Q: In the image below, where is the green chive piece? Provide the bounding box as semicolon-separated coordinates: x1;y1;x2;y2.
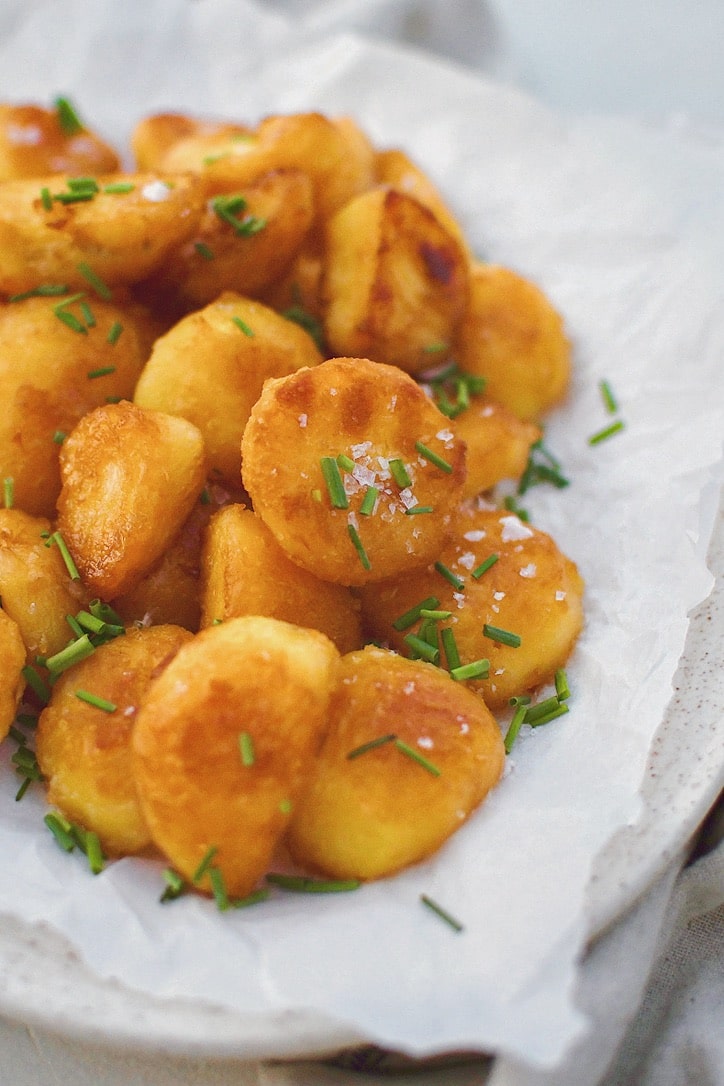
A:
504;703;528;753
231;315;254;336
599;379;618;414
211;193;266;236
391;596;440;631
239;731;255;767
503;495;530;521
508;694;532;707
518;439;570;495
194;241;214;260
65;613;85;638
52;430;67;445
526;702;570;728
265;873;361;893
44;812;76;852
359;485;379;516
472;554;499;579
74;690;117;712
588;419;625;445
405;505;434;515
389;458;412;488
67;177;99;194
9;282;69;302
423;342;448;354
84;830;105;874
440;626;461;671
103;181;135;194
419;608;452;621
420;894;464;933
50;531;80;579
232;889;270;909
209;866;230;911
555;668;571;701
347;733;397;759
483;623;521;648
22;665;51;705
193;845;219;883
336;453;355;472
282;304;325;351
450;658;490;682
347;523;371;569
394;738;441;776
77;261;112;300
160;867;185;902
45;634;95;676
89;598;124;625
107;320;123;345
523;696;561;724
54;96;84;135
87;365;116;379
79;300;96;328
279;798;292;815
434;561;464;591
415;440;453;473
15;778;32;801
3;477;14;509
54;307;87;334
40;186;53;210
320;456;348;509
403;632;439;664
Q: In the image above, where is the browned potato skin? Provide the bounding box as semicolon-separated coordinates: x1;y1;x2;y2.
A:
131;113;251;171
0;103;119;181
0;172;205;296
131;615;340;898
287;646;505;880
322;186;469;375
0;508;87;662
359;503;584;709
449;397;541;498
36;624;193;855
258;237;325;326
374;148;471;260
0;607;25;741
241;357;467;586
201;504;363;653
0;296;157;517
57;402;207;600
134;292;323;487
455;263;572;421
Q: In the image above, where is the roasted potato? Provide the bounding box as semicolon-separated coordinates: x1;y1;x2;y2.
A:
132;615;340;899
57;401;207;599
322;186;469;375
454;262;572;421
374;147;471;259
0;295;157;517
241;356;467;586
359;503;584;709
287;645;505;880
0;101;119;181
448;397;540;498
36;624;193;854
131;113;251;171
0;607;25;741
201;504;363;653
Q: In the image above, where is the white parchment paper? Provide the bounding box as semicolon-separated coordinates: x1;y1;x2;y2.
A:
0;0;722;1069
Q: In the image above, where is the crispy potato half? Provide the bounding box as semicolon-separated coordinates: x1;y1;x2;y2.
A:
134;292;322;487
57;401;206;600
449;397;540;499
201;503;363;653
0;607;25;741
359;503;584;709
322;186;469;375
455;262;572;421
131;113;252;171
37;624;193;855
0;102;120;182
287;645;505;880
241;356;467;586
131;615;340;899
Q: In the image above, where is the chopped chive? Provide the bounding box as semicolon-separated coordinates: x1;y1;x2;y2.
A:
88;598;124;625
11;747;41;774
279;798;293;815
405;505;433;515
193;845;219;883
40;186;53;210
423;342;448;354
22;665;51;705
392;596;440;631
54;308;87;334
472;554;499;579
3;476;14;509
555;668;571;701
483;623;521;648
45;634;95;675
67;177;99;194
419;608;452;621
192;240;214;260
394;738;441;776
588;420;625;445
450;658;490;682
84;830;105;874
74;690;117;712
65;613;85;638
211;193;266;236
359;485;379;516
434;561;464;591
9;282;69;301
50;531;80;579
336;453;355;472
54;96;84;135
599;379;618;414
508;694;532;707
403;632;439;664
418;617;439;651
77;261;112;300
239;731;255;766
232;888;270;908
79;300;95;328
266;873;360;893
44;812;76;852
415;440;453;473
526;701;570;728
160;867;185;902
347;523;371;569
440;626;461;670
311;488;322;503
107;320;123;345
209;865;231;911
52;190;96;205
503;495;530;521
103;181;135;194
389;458;412;488
15;777;32;801
504;703;528;753
347;733;397;759
87;365;116;379
420;894;464;933
523;696;561;724
320;456;348;509
231;315;254;336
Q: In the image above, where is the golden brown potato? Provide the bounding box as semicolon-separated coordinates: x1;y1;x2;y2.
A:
134;292;322;487
131;113;251;171
359;503;584;709
374;147;471;259
258;236;326;332
0;607;25;741
57;401;207;600
132;615;340;899
201;504;363;653
0;101;119;181
454;262;572;421
241;356;467;586
36;624;193;855
0;508;87;662
449;397;540;498
287;645;505;880
0;295;157;517
322;186;469;375
0;172;205;297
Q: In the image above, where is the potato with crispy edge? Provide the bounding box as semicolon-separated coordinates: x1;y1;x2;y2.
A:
36;624;193;855
134;292;323;487
322;186;469;376
287;645;505;880
131;615;340;899
449;397;540;498
57;401;207;600
454;262;572;421
0;508;87;662
0;295;158;517
201;504;363;653
0;607;25;741
241;356;467;586
0;102;119;182
131;113;251;171
359;503;584;709
0;172;205;297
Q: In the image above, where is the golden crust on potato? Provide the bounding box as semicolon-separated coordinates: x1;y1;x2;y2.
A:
448;397;541;498
287;645;505;880
0;102;120;182
0;607;26;741
57;401;207;600
241;356;467;586
131;113;252;172
131;615;340;899
359;503;584;708
36;624;193;854
201;503;363;653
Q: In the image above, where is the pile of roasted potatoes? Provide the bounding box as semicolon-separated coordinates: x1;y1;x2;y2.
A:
0;99;583;905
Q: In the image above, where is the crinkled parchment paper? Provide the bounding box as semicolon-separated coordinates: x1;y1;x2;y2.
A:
0;0;722;1069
